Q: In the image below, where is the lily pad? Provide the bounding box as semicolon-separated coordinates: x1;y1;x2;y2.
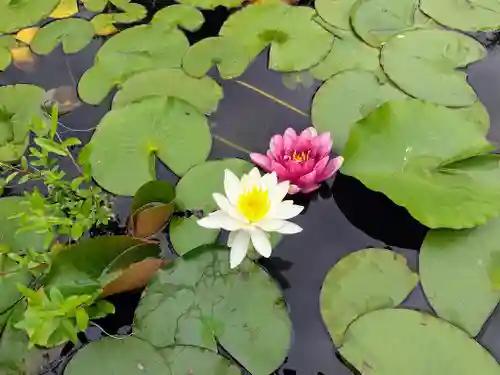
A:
134;245;291;375
132;180;176;213
339;309;500;375
350;0;438;47
0;0;60;34
176;0;244;10
182;37;251;79
90;98;212;196
82;0;108;11
0;258;32;315
78;26;189;105
420;216;500;336
49;0;79;18
112;68;223;114
0;36;16;71
0;303;30;374
311;70;407;153
220;3;334;72
315;0;356;30
88;2;147;33
380;29;486;106
0;197;45;252
151;4;204;32
320;248;417;345
65;337;170;375
420;0;500;31
341;100;500;229
169;216;220;256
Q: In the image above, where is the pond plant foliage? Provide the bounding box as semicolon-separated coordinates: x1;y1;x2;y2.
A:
0;0;500;374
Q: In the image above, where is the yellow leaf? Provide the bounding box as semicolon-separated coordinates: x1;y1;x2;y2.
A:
11;47;36;72
49;0;79;18
15;27;39;45
91;15;118;36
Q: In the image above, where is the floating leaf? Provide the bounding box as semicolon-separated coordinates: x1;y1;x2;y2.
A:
130;203;175;238
78;26;189;105
15;28;39;45
315;0;356;30
0;0;60;34
381;29;485;106
44;86;82;114
49;0;79;18
132;180;176;213
312;70;407;153
175;0;244;10
339;309;500;375
182;37;251;79
350;0;438;47
31;18;94;55
89;2;147;35
420;0;500;31
169;216;220;256
134;245;291;375
0;197;45;252
65;337;170;375
321;248;417;345
310;34;381;81
90;98;211;196
420;217;500;336
90;15;119;36
112;68;223;114
81;0;108;12
151;4;204;32
342;100;500;229
11;47;37;73
0;36;16;71
220;3;334;72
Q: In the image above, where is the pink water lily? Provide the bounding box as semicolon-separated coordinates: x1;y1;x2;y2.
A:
250;127;343;194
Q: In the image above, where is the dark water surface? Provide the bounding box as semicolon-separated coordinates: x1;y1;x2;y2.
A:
3;2;500;374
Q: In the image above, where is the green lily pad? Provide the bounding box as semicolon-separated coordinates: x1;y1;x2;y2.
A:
82;0;108;12
320;248;417;345
0;303;30;374
0;36;16;71
0;197;45;252
309;33;381;81
380;29;485;106
311;70;407;153
112;68;223;114
420;216;500;336
169;216;220;256
0;0;59;34
134;245;291;375
0;258;32;315
350;0;438;47
420;0;500;31
182;37;251;79
315;0;357;30
220;3;334;72
31;18;95;55
132;180;176;213
78;26;189;105
151;4;204;32
176;0;244;10
342;100;500;229
339;309;500;375
65;337;170;375
90;98;212;196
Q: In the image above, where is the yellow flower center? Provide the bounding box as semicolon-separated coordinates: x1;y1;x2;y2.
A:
237;186;271;222
292;150;310;163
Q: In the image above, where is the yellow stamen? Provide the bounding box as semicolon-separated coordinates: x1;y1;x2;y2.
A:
292;150;309;163
237;186;270;222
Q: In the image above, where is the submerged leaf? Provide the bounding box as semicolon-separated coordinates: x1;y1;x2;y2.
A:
340;309;500;375
0;0;60;34
44;86;82;114
341;100;500;229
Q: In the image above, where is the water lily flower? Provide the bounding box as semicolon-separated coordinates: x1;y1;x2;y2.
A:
198;168;303;268
250;127;344;194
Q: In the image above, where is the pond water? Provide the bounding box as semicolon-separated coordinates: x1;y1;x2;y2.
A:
2;1;500;374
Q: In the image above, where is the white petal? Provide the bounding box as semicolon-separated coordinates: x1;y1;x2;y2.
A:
271;181;289;202
241;168;261;189
227;230;237;247
198;211;244;231
213;193;246;222
255;218;286;231
261;172;277;191
224;169;241;205
272;201;304;220
230;230;250;268
275;221;303;234
250;229;272;258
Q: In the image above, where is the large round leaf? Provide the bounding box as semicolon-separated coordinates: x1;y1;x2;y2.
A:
351;0;437;47
176;0;244;10
31;18;95;55
0;36;16;71
420;217;500;336
169;216;219;256
0;0;59;34
339;309;500;375
320;248;417;345
315;0;357;30
151;4;204;32
112;68;223;114
0;197;45;252
220;3;333;72
341;100;500;229
90;98;212;196
65;337;169;375
311;70;407;153
78;26;189;105
134;245;291;375
381;29;485;106
420;0;500;31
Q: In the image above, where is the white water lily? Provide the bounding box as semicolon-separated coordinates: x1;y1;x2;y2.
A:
198;168;304;268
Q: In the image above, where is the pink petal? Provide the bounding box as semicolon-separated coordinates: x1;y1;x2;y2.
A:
250;153;272;171
318;156;344;180
300;127;317;139
288;184;301;194
312;133;333;157
313;156;329;175
270;135;284;158
283;128;297;150
298;170;317;186
271;161;291;180
301;184;321;194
